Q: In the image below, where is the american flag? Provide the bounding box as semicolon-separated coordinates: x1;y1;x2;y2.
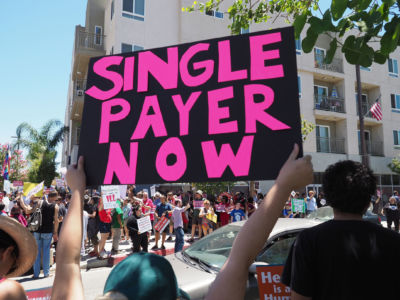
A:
370;99;382;121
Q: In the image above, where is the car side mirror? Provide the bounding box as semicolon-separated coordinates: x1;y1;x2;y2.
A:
248;262;269;274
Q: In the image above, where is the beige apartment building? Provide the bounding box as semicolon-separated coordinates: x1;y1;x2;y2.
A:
63;0;400;198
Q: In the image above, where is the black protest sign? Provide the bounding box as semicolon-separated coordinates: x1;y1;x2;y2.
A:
78;26;302;186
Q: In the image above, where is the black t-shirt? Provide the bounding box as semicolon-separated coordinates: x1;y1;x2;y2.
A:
87;203;99;237
282;220;400;300
38;200;55;234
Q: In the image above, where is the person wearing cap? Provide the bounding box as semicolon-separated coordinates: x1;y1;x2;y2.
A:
187;190;204;243
0;216;37;300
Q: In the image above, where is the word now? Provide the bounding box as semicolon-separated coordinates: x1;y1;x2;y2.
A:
104;136;254;184
86;32;284;100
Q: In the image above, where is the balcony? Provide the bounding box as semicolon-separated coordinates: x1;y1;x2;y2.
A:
359;141;384;156
314;53;344;73
314;95;345;113
316;137;346;154
71;79;87;121
357;103;374;118
75;30;105;52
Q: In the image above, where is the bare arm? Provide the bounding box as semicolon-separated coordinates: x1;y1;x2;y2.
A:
206;144;313;300
52;156;86;300
17;195;34;215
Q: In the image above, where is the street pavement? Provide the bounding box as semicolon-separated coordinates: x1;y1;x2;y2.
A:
17;233;192;299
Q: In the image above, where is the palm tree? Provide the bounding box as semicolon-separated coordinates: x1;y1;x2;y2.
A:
15;119;68;186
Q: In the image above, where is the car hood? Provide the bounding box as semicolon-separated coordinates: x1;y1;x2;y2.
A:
165;253;216;300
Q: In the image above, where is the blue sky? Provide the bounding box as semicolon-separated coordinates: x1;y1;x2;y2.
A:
0;1;86;162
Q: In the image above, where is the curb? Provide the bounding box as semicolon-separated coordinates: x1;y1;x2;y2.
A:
85;245;189;270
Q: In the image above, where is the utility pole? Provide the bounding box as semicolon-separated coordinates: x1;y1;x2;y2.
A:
356;65;369;167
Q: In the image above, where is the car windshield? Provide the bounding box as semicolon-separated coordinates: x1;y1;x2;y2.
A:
306;206;334;220
183;224;241;270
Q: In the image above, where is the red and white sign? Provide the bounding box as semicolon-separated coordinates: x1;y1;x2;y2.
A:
13;180;23;187
193;200;204;209
26;287;52;300
256;265;290;300
154;216;170;233
101;185;120;209
215;203;225;212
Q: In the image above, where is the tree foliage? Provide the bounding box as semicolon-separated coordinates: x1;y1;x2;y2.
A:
193;181;235;196
16;119;68;186
388;157;400;174
185;0;400;67
0;144;28;188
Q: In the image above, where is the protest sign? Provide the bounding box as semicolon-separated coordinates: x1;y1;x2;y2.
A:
290;191;296;197
137;215;152;233
119;185;127;198
56;179;65;188
291;198;306;213
78;27;302;186
256;265;290;300
154;216;170;233
193;200;204;209
150;185;156;197
13;180;23;187
101;185;120;209
3;180;10;194
24;182;44;199
215;203;225;212
206;213;217;223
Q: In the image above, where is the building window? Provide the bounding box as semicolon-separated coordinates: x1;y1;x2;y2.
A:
391;94;400;110
298;75;301;98
94;26;103;45
205;9;224;19
316;125;330;153
360;66;370;71
123;0;145;21
111;0;115;20
394;130;400;145
240;27;249;34
295;39;301;55
121;43;144;53
388;58;398;77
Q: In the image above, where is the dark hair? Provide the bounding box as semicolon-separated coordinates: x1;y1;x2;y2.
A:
48;192;58;198
0;203;5;211
322;160;376;214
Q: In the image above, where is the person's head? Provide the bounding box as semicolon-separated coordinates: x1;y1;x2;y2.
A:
0;203;5;211
160;195;166;204
323;160;376;215
195;190;203;200
0;216;37;278
394;190;398;196
167;192;173;200
136;191;143;199
48;191;58;203
66;193;72;201
143;192;148;201
295;192;300;198
175;199;182;208
203;199;210;209
2;191;7;197
154;192;161;199
133;205;141;217
308;190;314;197
97;253;189;300
248;197;254;204
235;202;241;210
389;196;397;204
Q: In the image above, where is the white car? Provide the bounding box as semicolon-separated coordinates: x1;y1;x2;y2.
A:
165;218;322;299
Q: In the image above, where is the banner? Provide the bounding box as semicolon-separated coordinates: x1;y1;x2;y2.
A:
13;180;23;187
23;182;44;199
291;198;306;213
3;180;10;194
206;212;217;223
26;287;52;300
137;215;152;233
256;265;290;299
56;179;65;188
150;185;156;197
78;27;302;186
193;200;204;209
101;185;120;209
215;203;225;212
119;185;127;199
154;216;170;233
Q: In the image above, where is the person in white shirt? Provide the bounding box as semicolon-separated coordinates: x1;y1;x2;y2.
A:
171;200;190;253
306;190;317;214
1;191;11;214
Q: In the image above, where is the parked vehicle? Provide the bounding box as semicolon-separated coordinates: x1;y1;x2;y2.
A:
307;206;381;225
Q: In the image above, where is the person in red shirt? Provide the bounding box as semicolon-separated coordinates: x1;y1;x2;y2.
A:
98;197;112;259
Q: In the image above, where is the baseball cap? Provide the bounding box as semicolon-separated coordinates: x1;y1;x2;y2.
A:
103;252;190;300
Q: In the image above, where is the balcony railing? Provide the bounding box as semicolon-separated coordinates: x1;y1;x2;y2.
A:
76;31;105;51
73;79;87;99
314;95;345;113
314;53;344;73
316;137;346;154
359;141;384;156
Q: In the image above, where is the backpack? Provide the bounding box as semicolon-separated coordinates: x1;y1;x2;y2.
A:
27;200;43;232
